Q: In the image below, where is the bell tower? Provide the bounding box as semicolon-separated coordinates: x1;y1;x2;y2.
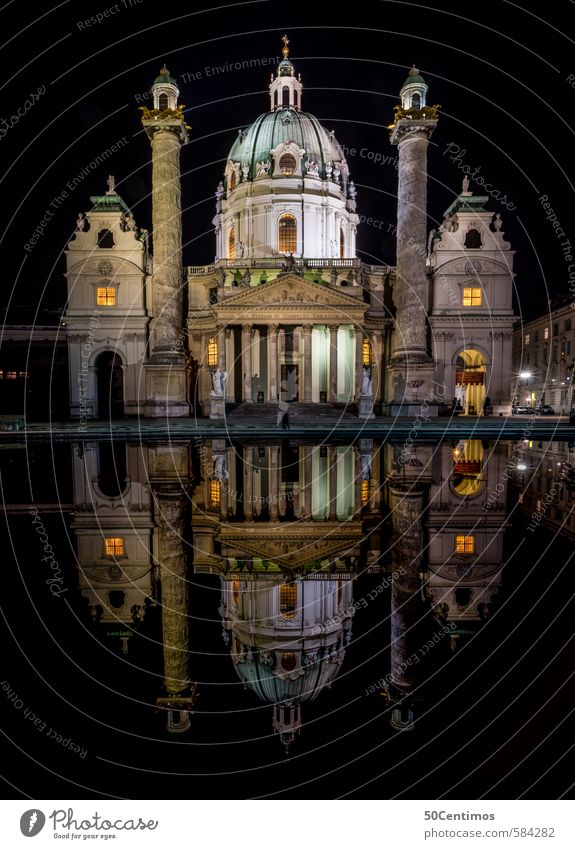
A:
140;66;190;416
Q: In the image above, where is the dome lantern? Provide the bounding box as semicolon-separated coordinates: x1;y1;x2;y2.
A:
400;65;428;110
151;64;179;111
269;35;303;111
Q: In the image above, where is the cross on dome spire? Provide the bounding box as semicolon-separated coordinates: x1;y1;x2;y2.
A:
269;34;302;110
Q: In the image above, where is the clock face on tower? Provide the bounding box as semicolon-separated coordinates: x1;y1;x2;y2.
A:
464;259;482;275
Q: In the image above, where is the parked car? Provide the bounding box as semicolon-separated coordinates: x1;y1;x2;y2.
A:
512;405;529;414
536;404;555;415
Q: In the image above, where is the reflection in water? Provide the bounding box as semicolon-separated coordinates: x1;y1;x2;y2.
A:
4;435;575;794
63;436;519;744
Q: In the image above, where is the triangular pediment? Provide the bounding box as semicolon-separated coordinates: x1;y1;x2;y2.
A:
216;273;366;311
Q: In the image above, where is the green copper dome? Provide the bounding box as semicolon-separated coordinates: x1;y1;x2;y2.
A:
153;65;177;87
402;66;426;87
227;109;346;181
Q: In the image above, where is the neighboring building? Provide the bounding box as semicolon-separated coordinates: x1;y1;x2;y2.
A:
58;37;516;419
513;438;575;539
512;300;575;411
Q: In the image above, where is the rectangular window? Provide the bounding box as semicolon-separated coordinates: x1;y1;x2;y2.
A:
105;537;124;557
565;319;572;331
525;333;530;345
462;287;482;306
209;479;221;506
361;479;369;504
207;337;218;367
533;331;539;342
455;534;475;554
544;327;549;340
553;323;559;336
362;337;371;366
97;287;116;306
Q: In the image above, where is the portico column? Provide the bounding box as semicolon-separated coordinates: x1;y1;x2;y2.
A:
355;326;364;400
242;324;253;402
244;446;254;519
217;325;226;375
269;446;279;521
303;446;313;517
328;446;338;520
303;325;313;402
328;324;338;403
268;325;278;402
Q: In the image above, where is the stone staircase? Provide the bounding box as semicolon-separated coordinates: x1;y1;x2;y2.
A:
226;402;358;422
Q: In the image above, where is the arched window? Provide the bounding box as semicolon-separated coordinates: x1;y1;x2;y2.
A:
278;214;297;253
97;229;114;249
339;227;345;259
229;226;236;259
279;153;297;176
158;93;168;110
412;93;421;109
279;583;297;619
282;86;290;107
229;170;236;191
464;228;482;249
207;336;218;366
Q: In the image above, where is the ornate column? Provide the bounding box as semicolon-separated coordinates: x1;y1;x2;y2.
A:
141;77;190;417
303;446;313;517
149;441;196;730
389;482;426;693
328;324;338;403
388;69;439;416
303;325;313;402
328;446;338;520
242;324;253;402
244;446;254;520
268;325;278;402
355;326;364;401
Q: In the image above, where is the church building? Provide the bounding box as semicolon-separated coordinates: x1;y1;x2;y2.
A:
64;38;515;419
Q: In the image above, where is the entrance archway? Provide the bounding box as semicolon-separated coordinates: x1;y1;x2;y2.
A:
455;349;486;416
96;351;124;418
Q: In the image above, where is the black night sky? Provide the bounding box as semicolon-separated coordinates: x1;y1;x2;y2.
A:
1;1;574;324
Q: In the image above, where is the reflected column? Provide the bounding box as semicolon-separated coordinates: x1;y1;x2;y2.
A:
328;325;338;403
303;325;313;402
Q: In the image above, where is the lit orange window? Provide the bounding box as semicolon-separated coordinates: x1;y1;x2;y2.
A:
228;226;236;258
210;478;221;506
361;479;369;504
207;337;218;367
278;214;297;253
97;287;116;306
455;535;475;554
362;337;371;365
6;371;17;379
105;537;124;557
462;287;482;307
279;583;297;619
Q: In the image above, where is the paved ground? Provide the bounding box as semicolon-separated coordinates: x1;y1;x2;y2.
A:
1;411;573;441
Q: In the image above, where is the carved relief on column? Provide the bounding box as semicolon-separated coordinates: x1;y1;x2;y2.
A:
328;324;338;403
153;483;190;696
389;483;426;691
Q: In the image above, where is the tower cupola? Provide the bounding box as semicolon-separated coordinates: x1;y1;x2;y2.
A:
400;65;428;110
152;64;179;111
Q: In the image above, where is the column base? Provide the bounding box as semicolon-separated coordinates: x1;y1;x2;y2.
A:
390;403;438;417
388;360;443;416
358;396;375;419
141;362;190;417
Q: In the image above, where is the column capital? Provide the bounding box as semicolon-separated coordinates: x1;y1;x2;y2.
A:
302;324;312;334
